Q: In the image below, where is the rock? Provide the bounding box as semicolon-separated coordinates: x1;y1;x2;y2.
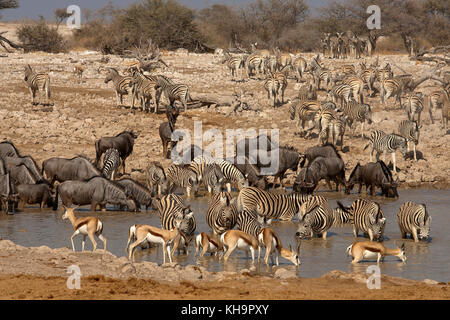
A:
423;279;439;285
121;263;136;274
273;268;297;279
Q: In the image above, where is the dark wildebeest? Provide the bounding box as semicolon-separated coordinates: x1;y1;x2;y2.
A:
42;156;101;185
159;105;179;159
0;141;20;159
345;160;399;198
3;155;44;182
232;156;267;190
16;182;55;210
0;173;16;214
299;143;341;168
114;178;156;210
8;164;38;190
94;131;138;174
235;134;279;161
55;176;137;212
294;156;346;193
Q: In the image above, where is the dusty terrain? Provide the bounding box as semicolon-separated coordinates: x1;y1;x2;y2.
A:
0;40;449;299
0;239;448;300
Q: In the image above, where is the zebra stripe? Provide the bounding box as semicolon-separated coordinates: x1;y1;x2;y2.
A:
332;206;352;225
245;53;264;78
130;70;159;113
296;195;334;239
405;92;424;125
155;75;191;113
397;201;431;242
343;76;364;104
24;64;51;105
102;148;121;180
202;163;225;194
327;83;352;109
364;130;407;172
341;100;372;138
104;68;132;106
157;193;196;238
206;191;239;235
289;100;321;135
165;164;199;197
264;76;281;107
236;210;271;237
217;159;247;192
263;55;278;75
337;198;386;241
145;161;167;196
236;186;310;221
222;51;244;80
398;120;420;161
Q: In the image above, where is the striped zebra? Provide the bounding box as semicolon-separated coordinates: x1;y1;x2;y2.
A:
272;67;289;103
343;76;364;104
236;186;310;221
145;161;168;196
336;64;356;76
264;75;281;107
364;130;407;172
329;115;346;150
327;83;352;109
314;108;336;145
157;193;196;250
358;62;377;97
155;75;192;113
289;100;321;137
404;92;424;125
263;55;278;75
295;195;334;240
202;163;225;194
206;191;239;235
332;206;352;226
24;64;51;105
102;148;121;180
104;67;133;106
222;51;244;81
337;198;386;241
397;201;431;242
398;120;421;161
165;164;199;197
380;75;413;110
189;154;215;182
129;69;159;113
341;100;372;138
236;210;272;237
293;56;307;82
216;159;248;192
245;53;264;79
275;48;292;70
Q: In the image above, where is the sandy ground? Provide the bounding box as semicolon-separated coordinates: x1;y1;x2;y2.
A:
0;38;449;299
0;239;448;300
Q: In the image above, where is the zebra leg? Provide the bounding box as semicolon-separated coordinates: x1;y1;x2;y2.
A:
411;227;419;242
392;152;397;172
322;231;327;240
352;226;358;238
413;143;417;161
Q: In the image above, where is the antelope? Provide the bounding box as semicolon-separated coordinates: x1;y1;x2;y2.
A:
195;232;224;258
220;229;260;263
258;227;300;266
127;218;186;263
62;205;107;253
347;241;406;264
73;65;84;82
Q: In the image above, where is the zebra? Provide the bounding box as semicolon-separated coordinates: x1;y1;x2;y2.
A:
332;206;352;226
308;55;332;91
273;66;290;103
288;100;321;137
216;159;248;192
165;164;199;198
189;154;215;182
263;55;278;75
329;115;347;150
343;76;364;104
236;210;272;237
274;48;292;70
104;67;132;107
236;186;310;221
358;62;377;97
326;83;352;109
129;69;159;113
297;81;317;101
222;51;244;81
295;195;334;240
24;64;51;105
397;201;431;242
245;53;264;79
202;163;225;194
314;108;336;145
398;120;421;161
206;191;239;235
102;148;121;180
337;198;386;241
404;92;424;125
154;75;192;114
264;74;281;107
145;161;168;196
364;130;407;172
157;193;196;252
341;100;372;138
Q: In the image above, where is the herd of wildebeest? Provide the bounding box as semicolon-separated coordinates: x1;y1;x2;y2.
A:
0;43;446;266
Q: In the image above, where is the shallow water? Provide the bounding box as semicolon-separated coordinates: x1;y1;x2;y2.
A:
1;189;449;282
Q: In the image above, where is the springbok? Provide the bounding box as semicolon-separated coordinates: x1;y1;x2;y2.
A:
195;232;223;258
127;217;186;263
220;229;260;263
62;205;107;253
347;241;406;264
258;227;300;266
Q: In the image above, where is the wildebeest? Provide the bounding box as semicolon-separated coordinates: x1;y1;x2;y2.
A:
232;156;267;190
56;176;137;212
159;105;179;159
294;156;346;193
235;134;278;161
345;160;398;198
94;131;138;174
8;164;38;189
3;155;44;182
0;141;20;159
114;178;156;210
299;143;341;168
16;182;55;210
0;173;15;214
42;156;101;185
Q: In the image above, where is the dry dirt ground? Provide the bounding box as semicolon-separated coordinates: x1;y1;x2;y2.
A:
0;239;448;300
0;42;449;299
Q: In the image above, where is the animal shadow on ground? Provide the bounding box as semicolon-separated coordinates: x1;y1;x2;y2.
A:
404;150;425;161
341;146;350;153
